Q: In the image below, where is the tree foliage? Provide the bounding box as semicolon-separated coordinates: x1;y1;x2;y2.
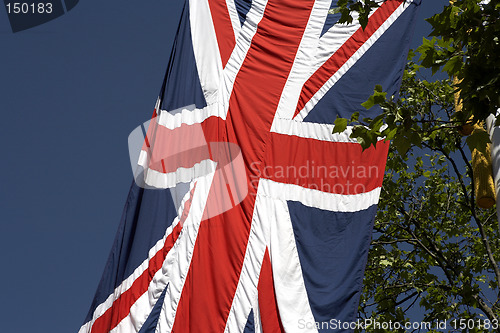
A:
357;72;500;331
334;0;500;154
333;0;500;331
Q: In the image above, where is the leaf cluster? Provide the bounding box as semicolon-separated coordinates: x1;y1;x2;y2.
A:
332;1;500;328
333;0;500;154
359;142;500;332
423;0;500;123
332;0;382;28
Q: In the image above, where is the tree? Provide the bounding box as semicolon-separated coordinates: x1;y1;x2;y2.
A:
357;67;500;332
332;0;500;331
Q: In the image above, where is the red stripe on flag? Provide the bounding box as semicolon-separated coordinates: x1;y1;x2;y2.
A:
208;0;236;67
172;0;316;331
263;134;389;194
294;0;402;117
91;186;196;333
258;248;285;333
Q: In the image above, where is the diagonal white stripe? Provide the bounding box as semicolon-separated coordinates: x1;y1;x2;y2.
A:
111;171;215;333
226;0;242;41
252;291;263;333
294;1;409;120
79;182;196;333
273;0;331;122
268;198;318;333
224;184;270;333
313;11;362;79
311;1;387;82
154;171;216;332
190;0;224;106
220;0;268;112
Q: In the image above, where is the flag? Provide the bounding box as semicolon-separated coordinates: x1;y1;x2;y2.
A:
79;1;421;332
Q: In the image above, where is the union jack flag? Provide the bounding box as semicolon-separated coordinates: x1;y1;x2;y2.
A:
79;0;420;332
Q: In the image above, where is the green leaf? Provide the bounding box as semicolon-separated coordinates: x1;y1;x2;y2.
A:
358;14;368;30
333;117;348;134
442;55;462;75
384;127;398;141
466;129;491;155
328;7;340;15
348;0;500;324
351;125;377;150
361;98;375;110
362;86;387;110
392;136;411;155
369;114;385;132
409;130;422;148
350;111;360;122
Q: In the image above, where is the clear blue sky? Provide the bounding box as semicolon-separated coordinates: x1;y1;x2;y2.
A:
0;1;447;332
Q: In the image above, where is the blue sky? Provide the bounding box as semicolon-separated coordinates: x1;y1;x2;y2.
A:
0;1;447;332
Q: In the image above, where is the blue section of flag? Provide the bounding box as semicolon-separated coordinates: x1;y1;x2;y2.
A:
321;1;341;37
160;2;206;112
84;183;177;323
304;2;420;124
138;286;168;333
234;0;253;26
287;201;377;332
243;309;255;333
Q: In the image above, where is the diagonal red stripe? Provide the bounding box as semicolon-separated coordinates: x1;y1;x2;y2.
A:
258;248;285;333
90;186;196;333
208;0;236;67
294;0;402;117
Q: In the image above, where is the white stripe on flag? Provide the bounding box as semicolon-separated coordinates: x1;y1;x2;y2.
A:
155;171;216;332
259;178;382;212
226;0;242;41
190;0;223;106
294;1;409;120
273;0;331;121
157;103;225;128
271;118;359;143
220;0;268;111
106;173;214;332
224;185;270;332
79;182;196;333
269;198;318;333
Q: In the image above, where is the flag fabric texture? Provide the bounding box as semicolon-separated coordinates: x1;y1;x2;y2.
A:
80;1;420;332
